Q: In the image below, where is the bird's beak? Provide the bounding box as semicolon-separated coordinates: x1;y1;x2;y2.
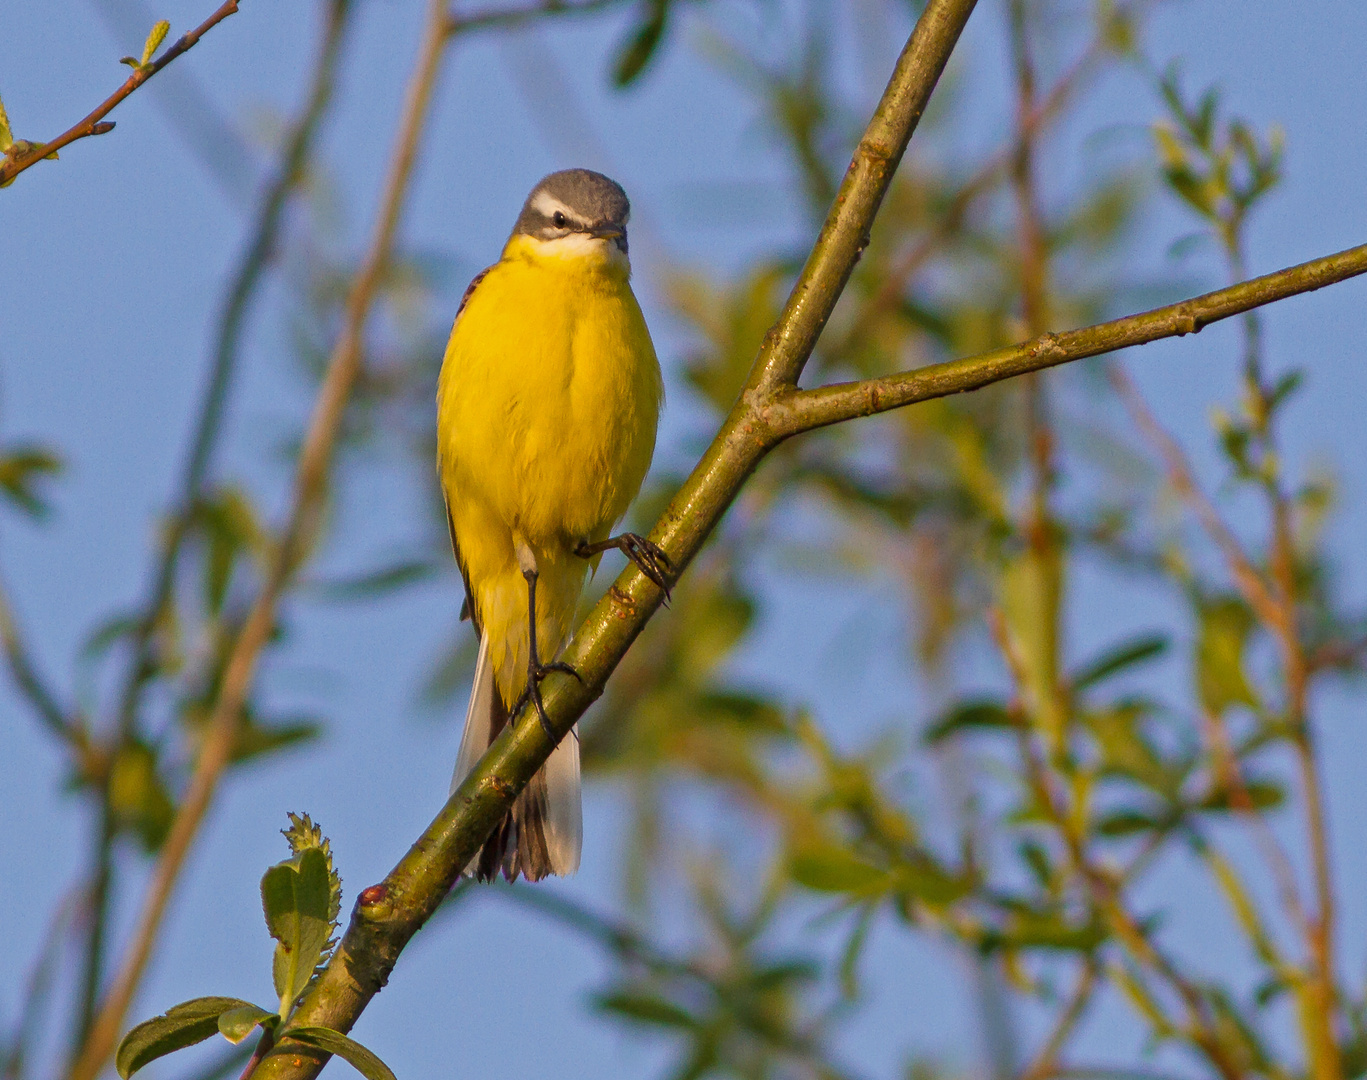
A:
590;224;627;252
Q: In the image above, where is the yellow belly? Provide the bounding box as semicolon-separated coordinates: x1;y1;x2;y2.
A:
436;239;662;703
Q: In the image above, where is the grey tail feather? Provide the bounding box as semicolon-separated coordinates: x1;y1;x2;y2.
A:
451;634;582;883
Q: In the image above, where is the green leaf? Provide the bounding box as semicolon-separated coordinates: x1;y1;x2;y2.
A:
923;699;1012;743
1071;634;1168;691
611;0;668;87
1194;596;1258;714
261;847;332;1019
141;20;170;66
286;1027;398;1080
594;991;697;1029
789;842;887;893
0;92;12;153
0;443;62;518
117;997;260;1078
217;1004;276;1045
107;741;175;851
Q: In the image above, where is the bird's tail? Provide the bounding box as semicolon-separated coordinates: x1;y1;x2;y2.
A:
450;634;582;882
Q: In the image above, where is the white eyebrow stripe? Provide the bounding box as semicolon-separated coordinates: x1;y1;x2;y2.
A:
531;190;576;221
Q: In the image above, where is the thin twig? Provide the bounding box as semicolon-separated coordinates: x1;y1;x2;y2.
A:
1017;959;1098;1080
61;0;446;1073
2;889;77;1080
0;0;242;187
0;570;79;745
1107;364;1282;628
446;0;622;35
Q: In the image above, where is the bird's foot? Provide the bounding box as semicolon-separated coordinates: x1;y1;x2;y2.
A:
513;660;583;739
576;533;673;602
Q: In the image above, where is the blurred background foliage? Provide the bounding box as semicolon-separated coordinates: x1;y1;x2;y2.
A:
4;1;1367;1080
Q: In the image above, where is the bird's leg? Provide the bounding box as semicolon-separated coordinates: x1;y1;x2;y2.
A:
575;534;673;601
511;567;582;739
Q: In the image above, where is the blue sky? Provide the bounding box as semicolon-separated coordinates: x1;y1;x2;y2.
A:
2;1;1367;1078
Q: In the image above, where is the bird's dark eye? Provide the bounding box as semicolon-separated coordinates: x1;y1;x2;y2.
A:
552;211;567;228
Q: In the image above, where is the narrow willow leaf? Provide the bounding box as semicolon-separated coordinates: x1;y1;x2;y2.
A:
923;699;1011;743
117;997;258;1078
789;843;887;893
217;1004;276;1045
611;0;668;87
1071;633;1168;691
141;20;170;66
594;991;698;1029
261;847;331;1018
0;92;12;152
287;1027;398;1080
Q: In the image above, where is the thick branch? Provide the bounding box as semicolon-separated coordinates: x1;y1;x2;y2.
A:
772;241;1367;436
242;4;979;1078
0;0;241;187
63;3;451;1078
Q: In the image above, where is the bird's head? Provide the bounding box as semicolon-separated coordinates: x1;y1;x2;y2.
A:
508;169;631;269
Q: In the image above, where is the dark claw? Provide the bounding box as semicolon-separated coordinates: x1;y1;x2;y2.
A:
513;661;584;740
578;533;673;603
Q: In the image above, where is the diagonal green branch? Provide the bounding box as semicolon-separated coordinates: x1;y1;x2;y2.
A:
242;3;981;1077
771;240;1367;435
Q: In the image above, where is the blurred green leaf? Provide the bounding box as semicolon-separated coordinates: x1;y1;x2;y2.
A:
0;443;62;518
117;998;258;1079
789;841;886;893
923;699;1012;743
0;92;12;153
611;0;668;87
108;741;175;851
1195;596;1258;715
1071;633;1168;691
595;990;698;1029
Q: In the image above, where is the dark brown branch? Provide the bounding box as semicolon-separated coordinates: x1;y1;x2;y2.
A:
0;0;241;187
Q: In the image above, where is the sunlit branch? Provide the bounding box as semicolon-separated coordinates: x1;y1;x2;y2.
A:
0;0;242;187
772;241;1367;439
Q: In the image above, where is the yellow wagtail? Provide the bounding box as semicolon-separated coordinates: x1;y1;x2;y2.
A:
438;169;668;882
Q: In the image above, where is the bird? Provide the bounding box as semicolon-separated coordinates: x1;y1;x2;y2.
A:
437;169;668;882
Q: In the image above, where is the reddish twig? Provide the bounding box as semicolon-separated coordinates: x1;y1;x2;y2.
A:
0;0;241;187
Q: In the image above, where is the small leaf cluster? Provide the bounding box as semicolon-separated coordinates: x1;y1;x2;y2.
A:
120;20;171;73
116;815;395;1080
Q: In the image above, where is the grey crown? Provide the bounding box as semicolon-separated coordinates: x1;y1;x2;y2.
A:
512;169;631;251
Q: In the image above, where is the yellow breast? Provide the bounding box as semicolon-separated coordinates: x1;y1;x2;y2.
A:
437;236;663;547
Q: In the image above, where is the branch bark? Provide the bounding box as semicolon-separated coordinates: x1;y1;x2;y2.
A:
0;0;241;188
243;3;981;1077
771;240;1367;436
